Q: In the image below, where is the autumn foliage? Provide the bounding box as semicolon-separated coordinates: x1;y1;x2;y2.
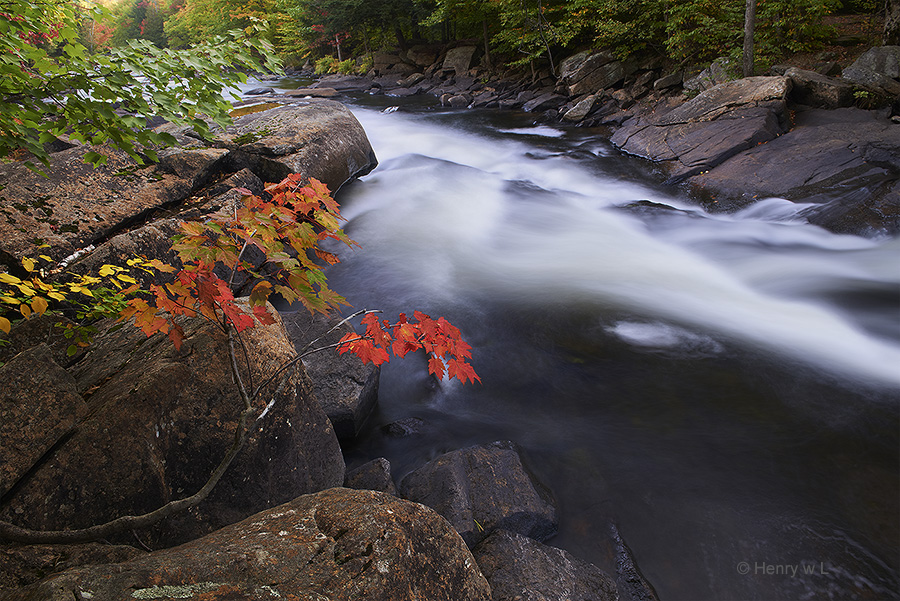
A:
1;175;479;384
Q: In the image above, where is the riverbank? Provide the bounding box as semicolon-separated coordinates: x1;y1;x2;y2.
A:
250;43;900;237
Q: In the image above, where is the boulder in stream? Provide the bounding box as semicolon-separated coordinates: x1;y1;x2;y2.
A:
399;440;558;547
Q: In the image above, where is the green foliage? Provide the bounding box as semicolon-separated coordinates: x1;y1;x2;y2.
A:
337;58;356;74
314;55;339;74
0;0;281;169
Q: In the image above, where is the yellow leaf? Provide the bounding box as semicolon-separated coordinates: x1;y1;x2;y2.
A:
32;296;48;315
22;257;36;272
1;296;18;304
0;316;9;334
39;255;52;262
48;291;66;301
16;284;36;297
0;273;21;285
99;264;117;277
116;274;137;284
19;304;31;319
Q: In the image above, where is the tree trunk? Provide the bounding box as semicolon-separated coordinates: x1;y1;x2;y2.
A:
483;20;492;70
743;0;756;77
886;0;900;45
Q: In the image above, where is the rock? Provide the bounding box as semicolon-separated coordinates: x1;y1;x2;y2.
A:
443;46;478;75
281;310;379;441
399;440;558;547
345;458;397;496
2;489;493;601
688;107;900;236
785;67;857;108
473;530;618;601
815;61;843;77
226;100;378;194
562;52;625;96
406;45;438;67
841;66;900;101
284;87;339;98
653;72;683;91
381;417;431;438
523;92;568;112
611;77;790;182
0;303;345;548
448;94;471;108
244;87;274;95
849;45;900;79
558;51;593;81
0;314;77;368
313;75;374;92
0;543;143;590
609;521;660;601
0;345;86;498
683;57;736;93
563;94;598;122
0;144;207;265
372;51;403;72
400;72;427;87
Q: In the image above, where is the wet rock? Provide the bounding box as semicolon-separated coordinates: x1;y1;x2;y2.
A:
345;458;397;495
0;303;345;549
611;77;790;182
244;87;274;95
281;310;380;441
443;46;478;75
562;94;598;122
399;440;558;547
381;417;430;438
313;75;374;92
0;345;86;498
226;100;378;194
785;67;857;108
523;92;568;112
284;87;339;98
610;521;660;601
474;529;618;601
1;489;493;601
653;72;683;91
688;107;900;236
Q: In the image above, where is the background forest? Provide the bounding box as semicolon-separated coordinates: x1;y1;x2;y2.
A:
96;0;890;75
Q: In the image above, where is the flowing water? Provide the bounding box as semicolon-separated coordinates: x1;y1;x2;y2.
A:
282;92;899;599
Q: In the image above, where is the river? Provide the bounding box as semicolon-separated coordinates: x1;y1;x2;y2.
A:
261;84;900;599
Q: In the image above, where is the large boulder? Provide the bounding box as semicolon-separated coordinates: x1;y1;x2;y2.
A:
0;303;345;548
225;100;378;194
399;441;558;548
611;76;790;182
785;67;858;108
560;51;625;96
474;530;618;601
0;145;227;265
0;542;143;590
1;488;493;601
688;107;900;236
281;310;380;441
442;46;478;75
0;345;86;498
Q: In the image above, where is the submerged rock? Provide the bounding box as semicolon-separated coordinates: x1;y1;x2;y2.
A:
399;440;558;547
474;529;618;601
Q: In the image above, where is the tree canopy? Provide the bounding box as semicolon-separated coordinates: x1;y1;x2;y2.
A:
0;0;279;168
